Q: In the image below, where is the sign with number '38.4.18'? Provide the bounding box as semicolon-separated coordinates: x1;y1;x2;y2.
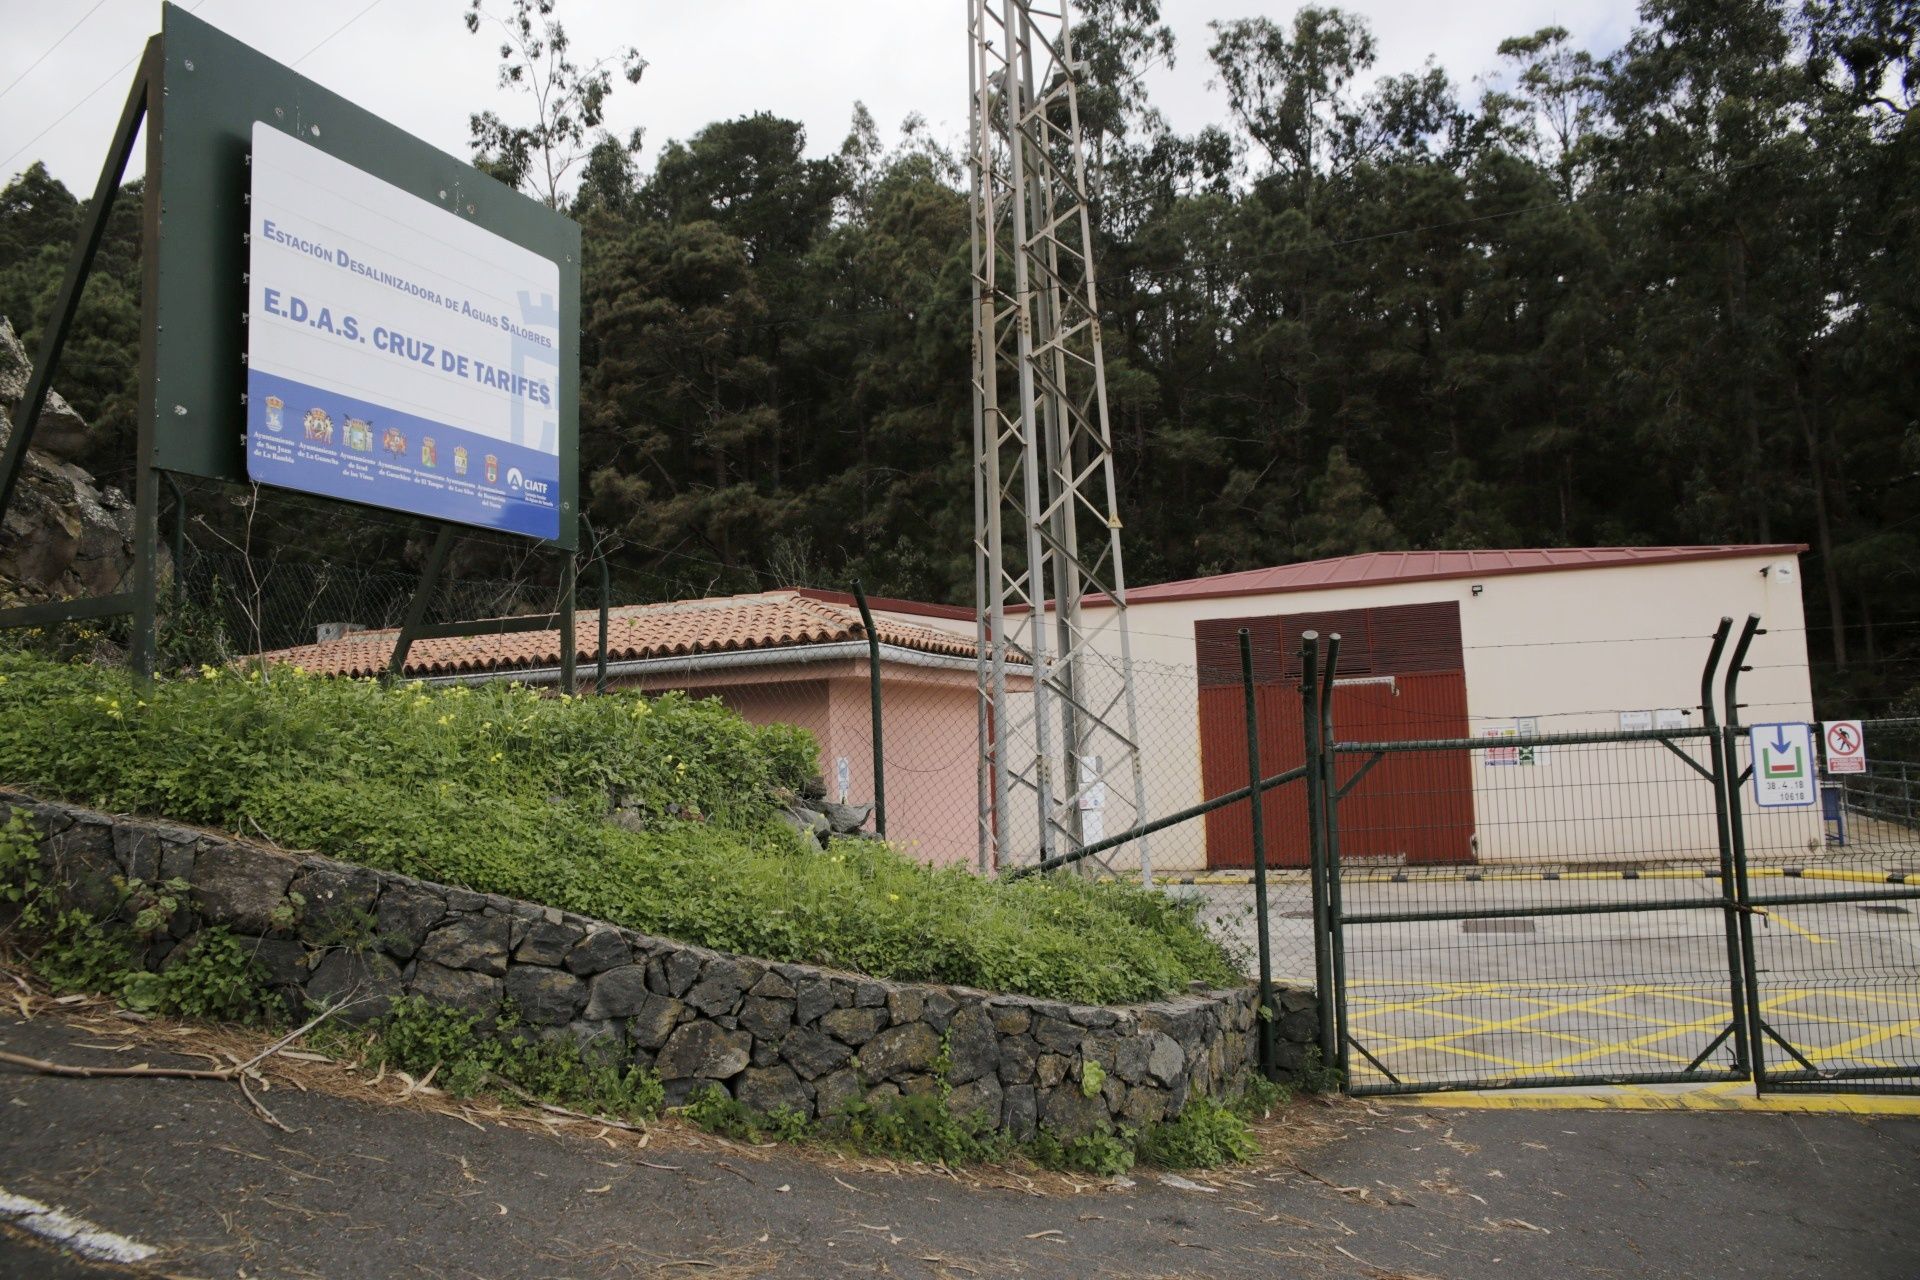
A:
1750;722;1816;807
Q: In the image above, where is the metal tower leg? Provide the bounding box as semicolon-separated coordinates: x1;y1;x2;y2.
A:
968;0;1151;880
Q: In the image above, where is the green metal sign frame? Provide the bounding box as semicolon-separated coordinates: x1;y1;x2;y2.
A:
0;3;582;679
156;4;580;547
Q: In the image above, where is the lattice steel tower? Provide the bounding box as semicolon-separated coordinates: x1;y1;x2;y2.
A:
969;0;1150;877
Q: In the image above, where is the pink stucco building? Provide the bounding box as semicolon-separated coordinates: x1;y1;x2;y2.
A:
261;589;1011;868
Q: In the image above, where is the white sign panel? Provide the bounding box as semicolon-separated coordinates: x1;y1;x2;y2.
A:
245;124;563;539
1655;708;1688;731
1076;755;1106;811
1750;723;1816;807
1619;710;1653;732
1483;722;1544;767
1823;721;1867;776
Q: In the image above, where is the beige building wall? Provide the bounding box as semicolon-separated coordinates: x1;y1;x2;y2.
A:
967;553;1818;871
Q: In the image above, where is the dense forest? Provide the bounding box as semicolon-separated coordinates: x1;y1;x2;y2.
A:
0;0;1915;712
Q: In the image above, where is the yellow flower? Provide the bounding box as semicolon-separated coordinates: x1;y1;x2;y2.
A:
489;751;503;764
436;714;452;726
199;664;220;680
887;893;900;902
0;675;10;684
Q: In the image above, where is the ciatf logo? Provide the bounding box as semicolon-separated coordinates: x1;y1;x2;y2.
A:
506;466;525;490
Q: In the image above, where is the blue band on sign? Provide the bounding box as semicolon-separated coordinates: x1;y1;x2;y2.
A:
246;369;561;541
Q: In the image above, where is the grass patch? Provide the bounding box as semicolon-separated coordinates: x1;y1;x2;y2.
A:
0;653;1235;1003
334;997;664;1121
1133;1094;1258;1167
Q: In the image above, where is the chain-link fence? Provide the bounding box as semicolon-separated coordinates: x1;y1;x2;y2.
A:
9;507;1916;1033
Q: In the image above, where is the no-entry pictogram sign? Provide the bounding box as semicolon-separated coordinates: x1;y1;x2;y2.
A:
1823;720;1867;775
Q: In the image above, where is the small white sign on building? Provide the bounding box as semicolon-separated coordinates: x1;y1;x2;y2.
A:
1516;716;1545;767
1655;708;1689;731
1823;720;1867;776
834;756;851;803
1483;723;1544;766
1077;754;1106;842
1619;710;1654;732
1750;723;1816;807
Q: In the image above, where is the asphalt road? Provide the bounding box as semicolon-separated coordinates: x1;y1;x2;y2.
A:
1;1013;1916;1279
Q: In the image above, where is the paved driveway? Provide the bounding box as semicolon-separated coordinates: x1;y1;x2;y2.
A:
1183;869;1920;1091
2;1012;1917;1279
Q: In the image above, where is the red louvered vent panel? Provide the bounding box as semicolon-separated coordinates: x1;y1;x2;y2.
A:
1194;616;1285;689
1278;608;1375;676
1367;600;1463;674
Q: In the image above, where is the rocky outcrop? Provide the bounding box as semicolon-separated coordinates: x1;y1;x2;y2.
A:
0;316;147;607
6;791;1324;1138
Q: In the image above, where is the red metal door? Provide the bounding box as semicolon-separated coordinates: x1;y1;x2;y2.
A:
1198;683;1309;868
1198;604;1476;869
1327;672;1475;864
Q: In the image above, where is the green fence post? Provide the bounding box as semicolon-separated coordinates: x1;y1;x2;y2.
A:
1697;616;1749;1076
1721;614;1768;1088
851;580;886;839
1242;628;1276;1077
1299;630;1334;1067
1317;633;1348;1086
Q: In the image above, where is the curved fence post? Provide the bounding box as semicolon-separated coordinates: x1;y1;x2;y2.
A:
1241;628;1275;1077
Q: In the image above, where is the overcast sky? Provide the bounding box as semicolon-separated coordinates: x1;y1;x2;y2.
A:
2;0;1638;196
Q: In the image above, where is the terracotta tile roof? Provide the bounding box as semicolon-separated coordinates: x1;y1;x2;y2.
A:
258;590;993;679
1078;545;1809;607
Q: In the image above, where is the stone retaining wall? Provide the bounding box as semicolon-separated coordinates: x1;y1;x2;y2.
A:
4;793;1323;1137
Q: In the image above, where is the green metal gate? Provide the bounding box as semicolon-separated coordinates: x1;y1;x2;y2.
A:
1297;618;1920;1098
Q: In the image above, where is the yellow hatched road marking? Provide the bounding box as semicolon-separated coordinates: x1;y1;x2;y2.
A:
1381;1088;1920;1115
1346;981;1920;1084
1751;907;1832;944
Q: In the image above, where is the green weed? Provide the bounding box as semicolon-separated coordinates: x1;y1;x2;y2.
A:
0;654;1235;1003
1133;1095;1257;1168
677;1085;814;1145
1294;1045;1343;1094
838;1090;1007;1164
363;997;663;1120
1029;1127;1137;1176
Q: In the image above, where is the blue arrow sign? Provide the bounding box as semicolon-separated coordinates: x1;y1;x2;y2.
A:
1751;723;1815;808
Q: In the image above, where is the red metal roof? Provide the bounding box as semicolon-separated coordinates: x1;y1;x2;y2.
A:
788;587;975;622
1093;545;1808;608
257;590;990;680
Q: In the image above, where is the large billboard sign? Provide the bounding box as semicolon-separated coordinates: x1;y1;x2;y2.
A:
246;126;563;540
136;4;579;548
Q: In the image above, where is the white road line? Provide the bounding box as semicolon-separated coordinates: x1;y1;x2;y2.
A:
0;1187;158;1264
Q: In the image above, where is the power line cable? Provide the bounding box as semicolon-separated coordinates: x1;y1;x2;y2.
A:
0;0;208;176
0;0;111;105
291;0;387;68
